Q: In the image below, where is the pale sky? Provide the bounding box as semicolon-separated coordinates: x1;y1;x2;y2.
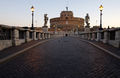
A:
0;0;120;28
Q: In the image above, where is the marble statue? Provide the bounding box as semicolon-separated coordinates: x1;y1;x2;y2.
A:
44;14;48;26
85;13;90;26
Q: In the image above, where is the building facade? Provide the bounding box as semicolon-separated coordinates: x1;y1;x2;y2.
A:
50;10;84;32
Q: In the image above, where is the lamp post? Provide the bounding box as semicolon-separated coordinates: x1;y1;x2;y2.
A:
99;5;103;30
31;6;34;30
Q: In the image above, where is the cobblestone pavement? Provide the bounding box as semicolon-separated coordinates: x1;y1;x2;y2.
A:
89;40;120;56
0;40;43;59
0;37;120;78
76;37;120;57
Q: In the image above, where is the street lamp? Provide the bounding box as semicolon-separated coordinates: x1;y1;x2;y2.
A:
99;5;103;30
31;6;34;30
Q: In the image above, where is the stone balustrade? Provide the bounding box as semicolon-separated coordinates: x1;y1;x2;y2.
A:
0;25;51;51
79;28;120;48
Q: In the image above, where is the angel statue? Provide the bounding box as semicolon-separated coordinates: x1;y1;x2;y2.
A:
44;14;48;26
85;13;90;26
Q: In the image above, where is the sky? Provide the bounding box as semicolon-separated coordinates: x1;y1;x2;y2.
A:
0;0;120;28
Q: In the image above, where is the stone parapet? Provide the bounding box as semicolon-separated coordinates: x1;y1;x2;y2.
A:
0;25;51;51
79;28;120;48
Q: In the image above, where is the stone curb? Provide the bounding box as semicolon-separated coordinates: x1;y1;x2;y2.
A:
0;39;50;64
80;39;120;60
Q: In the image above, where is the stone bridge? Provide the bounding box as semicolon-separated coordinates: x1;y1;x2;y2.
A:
0;25;120;78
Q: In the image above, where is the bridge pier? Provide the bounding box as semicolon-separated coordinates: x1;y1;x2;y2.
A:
88;33;92;40
25;30;30;43
44;33;47;39
96;31;101;41
103;30;109;43
12;27;19;46
41;33;45;39
115;30;120;48
38;32;41;40
45;33;50;39
33;31;36;40
91;32;95;40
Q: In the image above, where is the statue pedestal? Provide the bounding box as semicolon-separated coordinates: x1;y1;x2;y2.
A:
84;25;90;33
42;26;48;33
